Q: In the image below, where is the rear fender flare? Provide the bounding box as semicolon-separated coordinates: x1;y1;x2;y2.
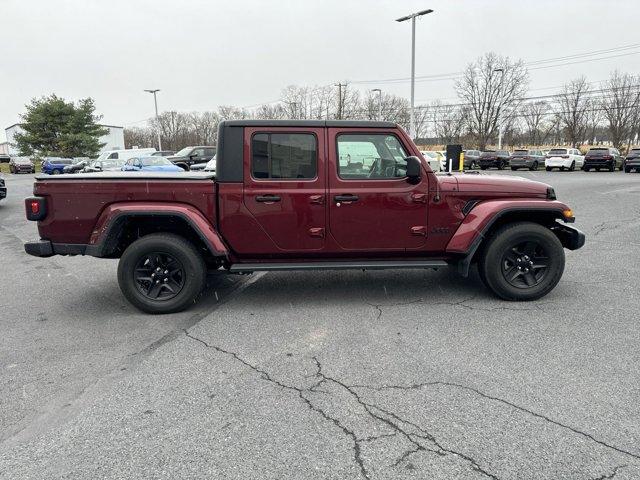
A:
86;202;228;258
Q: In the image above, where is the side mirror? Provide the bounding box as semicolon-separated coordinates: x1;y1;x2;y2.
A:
405;156;422;183
94;165;102;171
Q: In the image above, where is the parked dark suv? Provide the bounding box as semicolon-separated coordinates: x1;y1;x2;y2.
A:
583;147;623;172
624;148;640;173
464;150;481;169
510;149;545;171
167;146;216;171
479;150;510;170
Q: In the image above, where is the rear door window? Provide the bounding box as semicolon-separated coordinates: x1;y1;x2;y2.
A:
251;133;317;180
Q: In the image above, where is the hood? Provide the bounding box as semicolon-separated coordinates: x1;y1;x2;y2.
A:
446;173;550;198
15;158;33;165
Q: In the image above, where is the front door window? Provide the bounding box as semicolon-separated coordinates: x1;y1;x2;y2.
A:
337;134;408;180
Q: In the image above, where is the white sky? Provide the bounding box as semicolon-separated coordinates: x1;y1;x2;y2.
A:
1;0;639;133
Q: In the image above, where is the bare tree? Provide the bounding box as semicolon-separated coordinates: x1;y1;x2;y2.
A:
521;101;550;145
431;101;464;144
124;126;154;149
600;71;640;150
455;52;529;149
556;77;591;147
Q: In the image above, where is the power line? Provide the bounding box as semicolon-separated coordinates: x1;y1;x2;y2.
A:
349;43;640;85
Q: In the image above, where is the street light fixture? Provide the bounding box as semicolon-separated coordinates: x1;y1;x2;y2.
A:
396;8;433;139
493;68;505;149
144;89;162;151
371;88;382;121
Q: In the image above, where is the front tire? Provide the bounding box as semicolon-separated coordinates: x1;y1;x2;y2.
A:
545;167;551;172
530;162;539;171
478;222;565;301
117;233;206;314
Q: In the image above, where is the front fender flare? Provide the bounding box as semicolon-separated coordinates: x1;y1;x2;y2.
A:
446;199;573;276
85;202;228;258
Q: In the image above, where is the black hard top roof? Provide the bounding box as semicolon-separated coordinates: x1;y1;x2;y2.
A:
220;120;398;128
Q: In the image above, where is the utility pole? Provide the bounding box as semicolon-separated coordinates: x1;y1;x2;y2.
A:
144;89;162;151
372;88;383;121
493;68;505;149
396;9;433;139
335;83;346;119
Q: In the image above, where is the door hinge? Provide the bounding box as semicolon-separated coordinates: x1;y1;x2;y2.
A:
410;226;427;236
308;227;325;238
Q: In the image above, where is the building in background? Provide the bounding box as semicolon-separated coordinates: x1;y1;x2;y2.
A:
3;123;124;156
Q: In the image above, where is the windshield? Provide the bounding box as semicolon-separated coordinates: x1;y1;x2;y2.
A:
102;159;125;169
140;157;172;166
513;150;528;156
422;151;437;158
630;149;640;155
481;151;496;157
588;148;609;155
548;149;567;155
174;147;192;157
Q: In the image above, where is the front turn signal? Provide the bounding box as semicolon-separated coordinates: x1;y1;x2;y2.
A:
562;209;575;222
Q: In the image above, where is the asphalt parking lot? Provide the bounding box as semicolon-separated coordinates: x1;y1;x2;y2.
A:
1;170;639;479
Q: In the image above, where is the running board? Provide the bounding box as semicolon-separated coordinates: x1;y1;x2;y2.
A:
229;260;449;273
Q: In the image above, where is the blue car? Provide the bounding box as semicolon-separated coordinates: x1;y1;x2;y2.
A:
121;156;185;172
42;157;74;175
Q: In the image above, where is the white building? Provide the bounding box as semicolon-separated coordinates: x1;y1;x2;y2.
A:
4;123;124;156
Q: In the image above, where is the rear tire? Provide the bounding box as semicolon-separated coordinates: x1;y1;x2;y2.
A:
497;161;505;170
478;222;565;301
530;162;539;171
117;233;206;314
52;169;61;175
569;161;575;171
545;167;551;172
511;167;517;171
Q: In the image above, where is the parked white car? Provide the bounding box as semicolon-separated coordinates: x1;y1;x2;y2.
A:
420;151;444;172
545;147;584;171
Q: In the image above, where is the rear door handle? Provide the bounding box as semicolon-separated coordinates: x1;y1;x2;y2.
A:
334;194;359;203
255;195;281;203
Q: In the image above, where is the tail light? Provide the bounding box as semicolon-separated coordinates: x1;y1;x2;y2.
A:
25;196;47;221
561;155;569;159
603;155;613;160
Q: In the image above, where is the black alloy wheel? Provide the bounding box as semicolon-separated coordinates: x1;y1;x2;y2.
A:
500;240;549;289
134;252;185;301
117;233;206;314
478;222;565;301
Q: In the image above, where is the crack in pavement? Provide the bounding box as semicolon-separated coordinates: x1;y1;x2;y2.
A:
591;464;627;480
351;381;640;462
184;328;503;480
184;330;372;479
367;295;550;319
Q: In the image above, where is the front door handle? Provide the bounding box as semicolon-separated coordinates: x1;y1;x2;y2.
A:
255;195;281;203
334;194;359;203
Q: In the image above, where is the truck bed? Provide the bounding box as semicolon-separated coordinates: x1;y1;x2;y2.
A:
32;173;217;245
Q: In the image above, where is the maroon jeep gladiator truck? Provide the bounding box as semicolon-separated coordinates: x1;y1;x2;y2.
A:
24;120;585;313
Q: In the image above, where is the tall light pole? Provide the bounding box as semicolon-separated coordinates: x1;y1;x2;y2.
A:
144;89;162;151
371;88;382;120
493;68;505;149
396;8;433;139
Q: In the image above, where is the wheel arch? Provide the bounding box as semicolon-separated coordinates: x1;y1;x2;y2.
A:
447;201;574;277
86;203;228;265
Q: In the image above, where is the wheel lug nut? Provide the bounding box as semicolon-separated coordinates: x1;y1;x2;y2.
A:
164;270;168;274
155;280;160;284
164;278;168;282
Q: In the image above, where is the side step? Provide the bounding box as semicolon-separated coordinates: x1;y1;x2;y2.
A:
229;260;449;273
